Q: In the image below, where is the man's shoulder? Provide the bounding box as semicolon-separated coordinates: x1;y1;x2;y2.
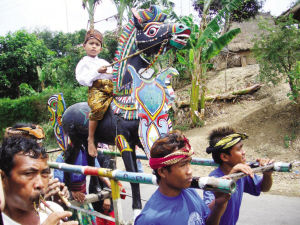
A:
2;213;22;225
209;167;223;177
183;188;200;197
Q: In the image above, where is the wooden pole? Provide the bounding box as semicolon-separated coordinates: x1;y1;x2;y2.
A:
48;162;236;193
226;162;292;181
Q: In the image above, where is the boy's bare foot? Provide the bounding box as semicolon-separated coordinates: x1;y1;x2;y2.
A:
88;138;98;157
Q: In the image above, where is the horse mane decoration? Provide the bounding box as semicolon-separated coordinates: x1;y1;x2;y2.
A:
48;5;190;218
111;5;190;157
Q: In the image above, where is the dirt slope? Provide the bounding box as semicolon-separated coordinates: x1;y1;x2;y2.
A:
181;64;300;196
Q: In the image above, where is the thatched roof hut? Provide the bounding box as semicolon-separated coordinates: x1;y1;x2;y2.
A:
211;13;274;70
280;2;300;22
227;13;274;52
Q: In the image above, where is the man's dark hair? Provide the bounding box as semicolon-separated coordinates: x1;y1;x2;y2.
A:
0;136;48;176
150;130;186;183
208;127;236;164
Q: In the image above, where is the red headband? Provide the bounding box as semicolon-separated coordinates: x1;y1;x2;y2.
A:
149;137;194;169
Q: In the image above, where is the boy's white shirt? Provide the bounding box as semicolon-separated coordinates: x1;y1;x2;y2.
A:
76;55;113;87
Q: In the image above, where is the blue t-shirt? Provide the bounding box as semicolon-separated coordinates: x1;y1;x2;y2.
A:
135;188;210;225
53;150;100;183
203;167;262;225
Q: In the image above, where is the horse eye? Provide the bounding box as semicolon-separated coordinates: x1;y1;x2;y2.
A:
145;26;159;37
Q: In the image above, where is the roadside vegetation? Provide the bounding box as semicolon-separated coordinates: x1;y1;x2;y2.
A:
1;0;299;149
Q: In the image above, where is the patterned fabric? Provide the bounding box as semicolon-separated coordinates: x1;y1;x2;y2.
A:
70;203;97;225
206;133;248;154
88;79;113;121
115;135;133;154
149;137;194;169
110;96;138;120
96;210;115;225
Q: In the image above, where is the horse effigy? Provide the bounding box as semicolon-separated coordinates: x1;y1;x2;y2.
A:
48;5;191;217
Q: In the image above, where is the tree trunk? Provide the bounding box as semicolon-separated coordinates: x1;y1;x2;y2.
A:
190;74;200;124
190;51;201;124
177;84;262;107
287;73;300;103
199;64;208;119
190;9;208;125
87;1;95;30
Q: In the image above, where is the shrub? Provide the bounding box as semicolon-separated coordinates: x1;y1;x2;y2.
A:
0;85;87;139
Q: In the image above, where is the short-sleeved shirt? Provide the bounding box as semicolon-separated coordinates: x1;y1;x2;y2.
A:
203;167;262;225
135;188;210;225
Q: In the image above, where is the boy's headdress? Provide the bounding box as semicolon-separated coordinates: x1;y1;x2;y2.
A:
5;124;45;143
84;29;103;44
149;136;194;169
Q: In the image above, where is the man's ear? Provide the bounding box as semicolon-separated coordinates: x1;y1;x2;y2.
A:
0;169;8;189
220;153;230;163
157;167;167;179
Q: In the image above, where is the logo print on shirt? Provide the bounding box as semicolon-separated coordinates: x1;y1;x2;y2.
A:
188;211;205;225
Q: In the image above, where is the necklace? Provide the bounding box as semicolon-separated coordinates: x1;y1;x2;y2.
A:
139;39;168;75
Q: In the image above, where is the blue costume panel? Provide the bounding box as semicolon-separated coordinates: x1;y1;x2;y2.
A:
203;167;262;225
135;188;210;225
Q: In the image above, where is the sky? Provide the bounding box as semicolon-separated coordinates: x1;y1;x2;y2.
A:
0;0;296;36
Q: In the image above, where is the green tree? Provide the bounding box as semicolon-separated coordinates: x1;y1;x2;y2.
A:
193;0;264;33
34;29;86;57
253;15;300;102
177;0;242;125
99;31;119;61
0;30;54;98
193;0;264;22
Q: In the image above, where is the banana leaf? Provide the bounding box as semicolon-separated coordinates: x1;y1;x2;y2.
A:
188;48;195;71
176;53;187;65
196;0;242;49
202;28;241;61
